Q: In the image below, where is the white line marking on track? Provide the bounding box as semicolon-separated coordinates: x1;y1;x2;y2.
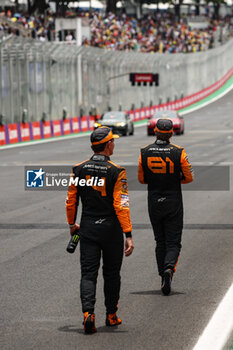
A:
193;282;233;350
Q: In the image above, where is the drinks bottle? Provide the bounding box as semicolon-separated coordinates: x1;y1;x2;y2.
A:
66;230;80;253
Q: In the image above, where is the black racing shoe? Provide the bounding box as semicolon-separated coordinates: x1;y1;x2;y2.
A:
83;312;97;334
161;269;173;296
106;312;122;327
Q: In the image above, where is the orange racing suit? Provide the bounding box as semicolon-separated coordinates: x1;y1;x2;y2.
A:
66;154;132;313
138;140;193;276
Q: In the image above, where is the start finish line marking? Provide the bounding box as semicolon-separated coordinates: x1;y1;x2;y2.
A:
193;282;233;350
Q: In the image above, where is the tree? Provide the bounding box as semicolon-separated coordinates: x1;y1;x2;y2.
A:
205;0;226;18
27;0;49;14
195;0;200;15
106;0;118;13
15;0;19;12
168;0;183;19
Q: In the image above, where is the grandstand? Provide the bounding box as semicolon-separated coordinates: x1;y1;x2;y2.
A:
0;1;233;124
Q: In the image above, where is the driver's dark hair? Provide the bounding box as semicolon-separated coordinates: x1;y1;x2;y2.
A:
91;142;107;153
156;131;172;141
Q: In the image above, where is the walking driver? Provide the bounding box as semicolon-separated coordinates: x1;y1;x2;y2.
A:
138;118;194;295
66;126;134;333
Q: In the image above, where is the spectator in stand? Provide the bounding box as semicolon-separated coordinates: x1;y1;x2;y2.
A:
0;9;232;52
66;31;73;42
83;12;233;54
0;10;55;41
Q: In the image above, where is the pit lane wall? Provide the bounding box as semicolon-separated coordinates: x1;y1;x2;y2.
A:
1;65;233;147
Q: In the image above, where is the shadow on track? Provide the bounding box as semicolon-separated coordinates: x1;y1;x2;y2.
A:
130;290;185;296
58;325;128;334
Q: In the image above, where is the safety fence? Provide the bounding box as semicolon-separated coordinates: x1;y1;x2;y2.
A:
1;64;233;147
1;36;233;126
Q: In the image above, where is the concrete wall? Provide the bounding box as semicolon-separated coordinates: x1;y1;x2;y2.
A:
96;38;233;111
1;37;233;123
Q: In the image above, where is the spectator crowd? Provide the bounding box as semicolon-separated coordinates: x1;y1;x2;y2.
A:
0;9;55;41
1;8;233;53
84;12;233;53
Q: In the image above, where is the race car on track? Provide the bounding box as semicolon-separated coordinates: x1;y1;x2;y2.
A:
94;111;134;136
147;110;184;136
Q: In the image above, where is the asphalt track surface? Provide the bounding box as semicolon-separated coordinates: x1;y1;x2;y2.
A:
1;90;233;350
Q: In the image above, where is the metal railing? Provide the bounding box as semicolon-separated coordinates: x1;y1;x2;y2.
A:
0;36;233;124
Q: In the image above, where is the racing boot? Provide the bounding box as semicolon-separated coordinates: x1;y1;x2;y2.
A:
161;268;173;296
106;312;122;327
83;312;97;334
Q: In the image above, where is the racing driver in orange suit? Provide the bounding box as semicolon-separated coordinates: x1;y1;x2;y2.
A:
138;118;194;295
66;126;134;333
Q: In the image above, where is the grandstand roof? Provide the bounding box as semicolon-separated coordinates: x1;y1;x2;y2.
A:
67;1;105;9
0;0;15;5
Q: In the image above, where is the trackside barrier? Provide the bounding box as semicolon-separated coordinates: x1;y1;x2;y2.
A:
7;124;19;144
51;120;62;137
80;116;89;132
41;121;52;139
61;119;71;135
71;117;80;133
1;65;233;147
128;65;233;121
30;121;41;140
19;123;31;142
0;126;6;145
0;116;96;146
